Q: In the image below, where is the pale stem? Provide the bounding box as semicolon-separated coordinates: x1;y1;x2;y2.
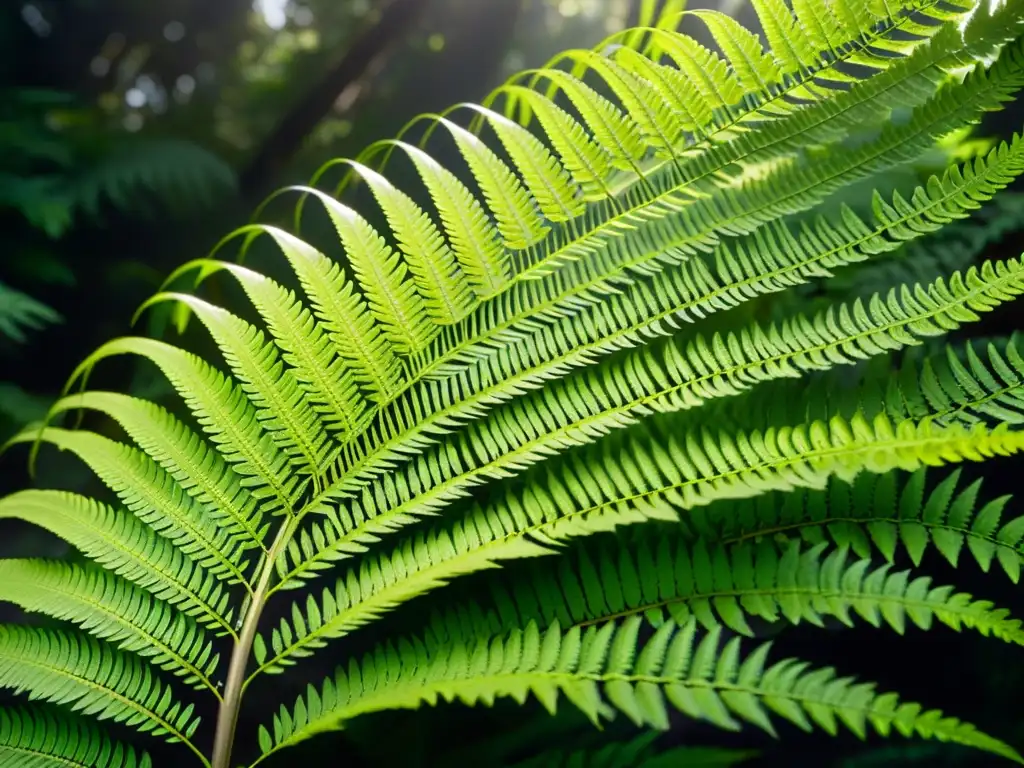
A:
211;516;299;768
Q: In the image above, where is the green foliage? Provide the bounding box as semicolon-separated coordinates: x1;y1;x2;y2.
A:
1;1;1024;767
0;280;60;434
0;88;238;438
0;281;59;344
1;90;236;237
0;707;151;768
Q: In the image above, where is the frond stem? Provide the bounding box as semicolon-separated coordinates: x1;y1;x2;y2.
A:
211;516;299;768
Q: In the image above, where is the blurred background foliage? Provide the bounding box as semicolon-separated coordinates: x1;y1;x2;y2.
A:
0;0;642;443
2;1;1024;765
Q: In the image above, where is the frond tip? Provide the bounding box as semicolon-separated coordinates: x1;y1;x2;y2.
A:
255;619;1022;765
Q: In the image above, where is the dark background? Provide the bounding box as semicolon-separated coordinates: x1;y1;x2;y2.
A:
1;1;1023;766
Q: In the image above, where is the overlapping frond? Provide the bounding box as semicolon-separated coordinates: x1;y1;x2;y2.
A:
277;256;1024;588
0;491;234;635
256;619;1022;765
0;626;201;747
140;293;334;478
824;193;1024;300
892;335;1024;427
0;707;151;768
306;109;1024;512
437;536;1024;645
68;338;303;518
680;468;1024;583
38;391;268;553
0;560;220;692
10;426;250;585
670;329;1024;440
262;410;1024;674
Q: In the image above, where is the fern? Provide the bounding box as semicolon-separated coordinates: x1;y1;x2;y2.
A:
0;707;150;768
1;1;1024;767
431;534;1024;644
71;138;236;222
258;618;1020;763
0;281;59;344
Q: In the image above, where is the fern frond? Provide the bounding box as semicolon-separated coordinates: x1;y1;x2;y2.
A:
73;138;235;221
165;259;368;439
281;256;1024;583
0;626;202;750
307;88;1024;516
347;161;475;323
140;292;334;477
451;537;1024;646
0;490;235;635
40;391;267;553
69;338;302;519
0;281;60;343
825;193;1024;300
262;409;1024;676
3;1;1024;765
0;706;151;768
683;468;1024;584
891;335;1024;427
423;45;1024;383
235;225;404;404
310;191;433;353
0;560;220;692
10;426;250;585
296;1;1021;457
281;336;1022;601
255;619;1022;765
475;4;1021;291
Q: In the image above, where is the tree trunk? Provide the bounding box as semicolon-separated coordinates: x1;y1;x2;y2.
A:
239;0;432;202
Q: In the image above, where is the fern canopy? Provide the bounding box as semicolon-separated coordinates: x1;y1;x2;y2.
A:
2;0;1024;767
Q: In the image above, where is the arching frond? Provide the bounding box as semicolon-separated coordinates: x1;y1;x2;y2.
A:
11;426;250;585
262;410;1024;675
69;338;304;518
280;257;1024;588
0;626;201;749
141;293;334;478
680;468;1024;583
0;281;59;343
255;619;1022;765
825;193;1024;301
308;127;1024;514
0;707;151;768
0;560;220;692
891;335;1024;427
0;491;235;635
39;391;268;553
73;138;235;221
436;537;1024;646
